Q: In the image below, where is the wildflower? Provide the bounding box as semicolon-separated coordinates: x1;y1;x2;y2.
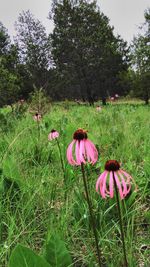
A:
67;128;98;165
19;99;24;105
96;106;102;111
96;160;134;199
48;129;59;141
33;113;41;122
110;97;115;101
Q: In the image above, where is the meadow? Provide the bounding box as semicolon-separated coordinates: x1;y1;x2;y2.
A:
0;101;149;267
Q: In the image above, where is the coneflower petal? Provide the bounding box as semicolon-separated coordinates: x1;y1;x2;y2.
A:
96;172;105;192
121;170;137;191
118;171;128;196
87;139;98;163
75;140;81;165
109;171;114;198
48;133;52;140
96;171;108;198
48;130;59;141
114;172;124;199
101;171;108;198
79;140;86;164
84;140;92;162
85;140;98;164
67;140;76;165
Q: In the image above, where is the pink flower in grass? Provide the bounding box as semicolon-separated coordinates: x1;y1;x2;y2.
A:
48;129;59;141
96;106;102;112
96;160;135;200
67;129;98;166
33;113;42;122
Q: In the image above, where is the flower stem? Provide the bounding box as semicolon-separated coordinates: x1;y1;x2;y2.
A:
112;171;128;267
56;138;65;178
81;163;102;267
37;120;40;142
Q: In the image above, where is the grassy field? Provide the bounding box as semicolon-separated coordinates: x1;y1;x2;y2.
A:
0;101;149;266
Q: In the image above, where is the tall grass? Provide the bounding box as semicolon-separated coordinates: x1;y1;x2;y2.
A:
0;102;149;266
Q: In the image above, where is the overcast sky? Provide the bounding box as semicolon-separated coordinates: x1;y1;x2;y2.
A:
0;0;149;43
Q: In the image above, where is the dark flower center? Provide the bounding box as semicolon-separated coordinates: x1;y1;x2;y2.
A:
105;160;120;171
73;129;88;140
51;129;56;133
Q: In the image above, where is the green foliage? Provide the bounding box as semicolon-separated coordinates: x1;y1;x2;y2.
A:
50;0;129;103
45;234;72;267
0;22;23;107
131;8;150;104
0;22;10;55
0;66;21;107
9;244;51;267
29;88;51;115
0;102;149;266
15;10;51;89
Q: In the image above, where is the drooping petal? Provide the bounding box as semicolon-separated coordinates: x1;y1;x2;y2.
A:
101;171;108;198
87;139;98;163
66;140;76;165
48;133;52;140
114;172;124;199
109;171;114;198
118;170;130;196
121;170;137;191
96;171;108;198
54;132;59;138
75;140;81;165
96;171;106;192
79;140;86;164
84;140;91;162
48;131;59;141
85;139;98;164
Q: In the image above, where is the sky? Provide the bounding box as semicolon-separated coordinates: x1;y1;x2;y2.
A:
0;0;149;44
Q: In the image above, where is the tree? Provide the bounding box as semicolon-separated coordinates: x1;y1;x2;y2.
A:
131;8;150;104
15;10;52;90
49;0;129;104
0;66;21;107
0;22;11;56
0;22;21;107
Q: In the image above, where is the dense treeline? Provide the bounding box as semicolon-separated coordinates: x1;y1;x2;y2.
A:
0;0;149;106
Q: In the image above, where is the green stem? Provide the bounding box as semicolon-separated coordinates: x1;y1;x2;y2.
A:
37;120;40;142
81;163;102;267
56;138;65;178
112;171;128;267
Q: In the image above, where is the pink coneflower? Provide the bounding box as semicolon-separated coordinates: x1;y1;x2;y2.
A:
96;160;135;266
19;99;24;105
48;129;59;141
96;106;102;111
96;160;133;200
33;113;42;122
67;129;98;166
48;130;65;182
110;97;115;101
67;129;102;265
